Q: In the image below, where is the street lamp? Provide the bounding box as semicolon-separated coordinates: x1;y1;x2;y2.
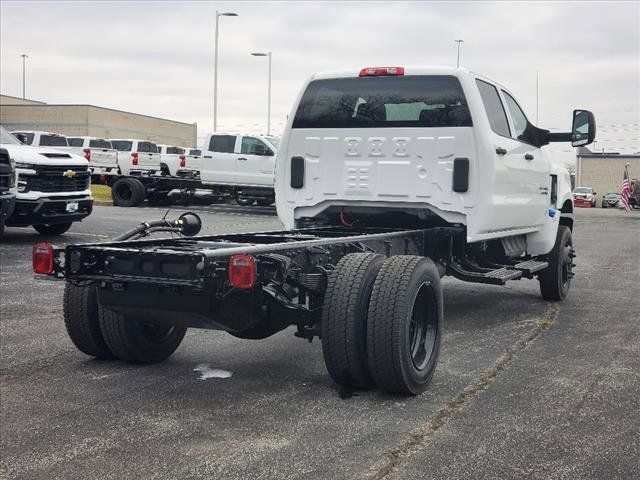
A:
20;54;28;99
251;51;272;135
454;39;464;68
213;11;238;132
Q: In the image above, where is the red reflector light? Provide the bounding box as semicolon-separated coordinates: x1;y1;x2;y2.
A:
228;254;256;289
359;66;405;77
179;154;186;168
83;147;91;162
32;242;54;274
131;152;138;165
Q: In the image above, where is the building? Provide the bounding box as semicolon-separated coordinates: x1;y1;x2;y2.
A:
576;147;640;204
0;94;197;147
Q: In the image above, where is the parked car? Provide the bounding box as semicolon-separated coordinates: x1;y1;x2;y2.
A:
1;126;92;236
157;144;200;177
601;192;622;208
61;136;119;175
572;186;596;207
0;146;17;239
201;133;279;205
12;130;68;148
109;139;161;176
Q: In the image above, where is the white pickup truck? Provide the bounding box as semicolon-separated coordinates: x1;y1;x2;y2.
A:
64;136;119;175
2;126;93;235
201;133;279;205
157;144;200;177
41;66;594;396
110;139;161;176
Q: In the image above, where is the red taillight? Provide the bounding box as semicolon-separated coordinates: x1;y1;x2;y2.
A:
179;154;186;168
32;242;54;274
83;147;91;162
359;66;405;77
131;152;138;165
228;254;256;289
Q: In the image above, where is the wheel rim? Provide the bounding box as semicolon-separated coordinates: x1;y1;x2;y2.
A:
408;282;438;371
561;241;574;289
141;323;175;341
118;184;133;201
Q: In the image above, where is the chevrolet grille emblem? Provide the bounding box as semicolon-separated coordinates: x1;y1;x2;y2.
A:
62;170;77;178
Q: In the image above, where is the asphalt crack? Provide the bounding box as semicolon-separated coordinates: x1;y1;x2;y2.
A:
364;303;560;480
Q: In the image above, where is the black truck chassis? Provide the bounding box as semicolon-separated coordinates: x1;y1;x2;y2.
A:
51;224;550;341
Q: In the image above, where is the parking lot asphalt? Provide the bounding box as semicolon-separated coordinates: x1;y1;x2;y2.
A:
1;206;638;480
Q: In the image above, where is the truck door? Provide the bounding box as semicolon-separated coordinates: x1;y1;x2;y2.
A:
475;79;547;231
201;135;238;184
237;136;276;186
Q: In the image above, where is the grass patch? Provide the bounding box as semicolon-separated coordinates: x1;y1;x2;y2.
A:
91;184;112;203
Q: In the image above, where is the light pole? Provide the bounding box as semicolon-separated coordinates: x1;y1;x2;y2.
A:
20;54;28;99
251;51;272;135
213;11;238;132
454;39;464;68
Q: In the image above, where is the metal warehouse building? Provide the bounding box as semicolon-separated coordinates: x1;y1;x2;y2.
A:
0;94;197;147
576;147;640;204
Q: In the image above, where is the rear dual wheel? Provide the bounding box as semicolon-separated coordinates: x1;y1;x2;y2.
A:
112;178;146;207
63;283;185;363
321;254;442;395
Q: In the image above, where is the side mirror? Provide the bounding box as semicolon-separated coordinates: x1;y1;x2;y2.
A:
571;109;596;147
176;212;202;237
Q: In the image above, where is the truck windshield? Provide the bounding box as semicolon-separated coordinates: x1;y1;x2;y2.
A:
111;141;133;151
0;127;22;145
293;75;472;129
89;139;112;149
41;135;68;146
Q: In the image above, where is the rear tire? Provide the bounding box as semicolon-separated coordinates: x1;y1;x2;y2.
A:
367;256;443;395
112;178;146;207
63;283;116;359
98;307;186;363
321;253;385;389
539;225;574;301
33;223;72;235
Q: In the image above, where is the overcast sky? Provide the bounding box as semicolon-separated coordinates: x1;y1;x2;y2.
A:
1;0;638;157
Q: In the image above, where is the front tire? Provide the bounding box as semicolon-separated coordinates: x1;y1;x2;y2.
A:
367;256;443;395
98;307;186;363
33;223;72;235
321;253;385;390
539;225;574;301
63;283;116;359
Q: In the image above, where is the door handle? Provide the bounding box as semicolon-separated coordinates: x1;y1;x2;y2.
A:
495;147;507;155
238;157;247;161
524;153;534;160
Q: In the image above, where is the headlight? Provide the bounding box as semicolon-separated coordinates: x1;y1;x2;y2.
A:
15;163;36;170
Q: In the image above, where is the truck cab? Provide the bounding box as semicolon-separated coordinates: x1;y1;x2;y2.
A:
109;139;161;176
64;136;119;176
0;146;17;238
276;66;588;257
2;126;93;235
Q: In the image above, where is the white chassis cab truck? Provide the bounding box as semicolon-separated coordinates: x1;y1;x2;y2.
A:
35;66;594;395
2;127;93;236
200;133;279;205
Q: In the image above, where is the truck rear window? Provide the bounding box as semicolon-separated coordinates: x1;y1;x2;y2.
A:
138;142;158;153
68;138;84;147
292;75;472;129
89;139;112;149
111;141;132;151
189;149;201;156
166;147;185;155
40;135;68;146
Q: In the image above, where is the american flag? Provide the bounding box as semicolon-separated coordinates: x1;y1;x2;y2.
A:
620;164;633;213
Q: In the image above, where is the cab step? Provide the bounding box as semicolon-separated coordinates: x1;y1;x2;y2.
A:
448;259;549;285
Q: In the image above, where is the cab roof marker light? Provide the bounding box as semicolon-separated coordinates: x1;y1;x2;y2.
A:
359;66;405;77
